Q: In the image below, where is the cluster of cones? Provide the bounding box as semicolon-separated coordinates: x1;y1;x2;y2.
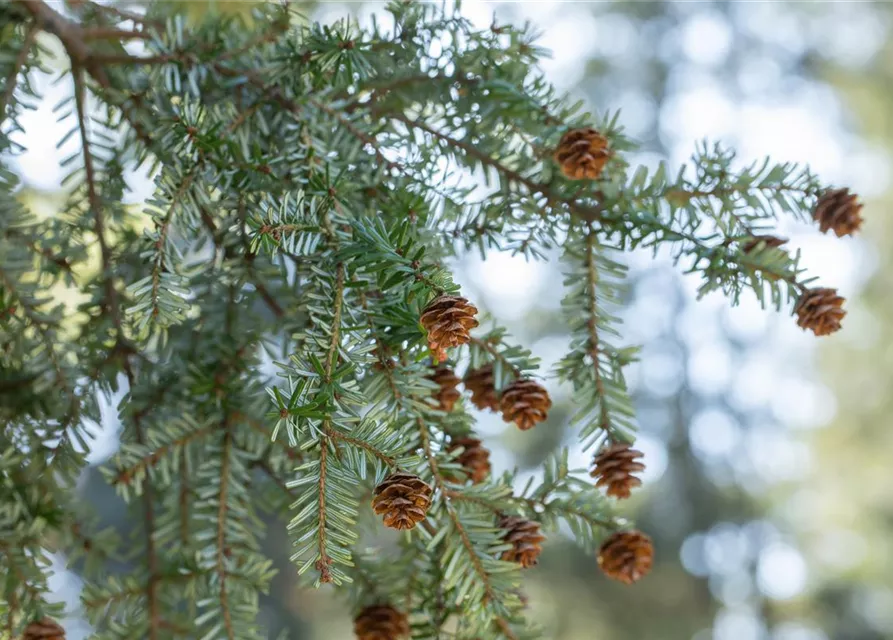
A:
740;187;862;338
359;129;869;638
551;128;863;339
367;288;653;601
420;298;553;433
429;361;553;433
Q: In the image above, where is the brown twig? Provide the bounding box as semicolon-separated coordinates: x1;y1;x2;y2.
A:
17;0;111;87
0;21;38;120
468;336;521;377
314;262;346;583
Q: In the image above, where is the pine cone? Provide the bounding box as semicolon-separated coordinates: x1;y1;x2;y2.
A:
598;530;654;585
813;188;863;237
499;379;551;431
795;287;846;337
22;618;65;640
590;442;645;499
499;516;546;568
740;235;788;254
554;128;611;180
354;604;410;640
372;472;432;531
464;364;499;412
420;295;479;361
447;437;491;484
429;366;461;411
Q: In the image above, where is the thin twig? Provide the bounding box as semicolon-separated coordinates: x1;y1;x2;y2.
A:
326;428;396;467
0;21;38;121
583;227;612;438
468;336;521;377
315;262;346;583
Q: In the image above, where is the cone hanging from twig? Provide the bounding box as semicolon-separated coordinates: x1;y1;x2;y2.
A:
464;364;499;412
500;379;551;431
794;287;846;337
598;530;654;585
429;366;461;411
590;441;645;499
499;516;546;568
354;604;410;640
420;295;479;361
22;618;65;640
447;436;491;484
812;188;863;237
554;127;611;180
372;472;432;531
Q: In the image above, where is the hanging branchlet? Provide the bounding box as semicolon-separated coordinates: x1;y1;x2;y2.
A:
0;0;864;636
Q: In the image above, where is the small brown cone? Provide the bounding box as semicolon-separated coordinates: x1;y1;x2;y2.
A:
22;618;65;640
740;235;788;254
590;442;645;499
372;472;432;531
794;287;846;337
554;128;611;180
500;379;551;431
446;437;491;484
813;188;863;237
420;295;479;361
499;516;546;568
598;530;653;585
429;366;461;412
354;604;410;640
464;364;499;412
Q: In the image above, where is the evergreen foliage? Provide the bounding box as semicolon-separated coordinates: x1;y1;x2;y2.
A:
0;1;857;638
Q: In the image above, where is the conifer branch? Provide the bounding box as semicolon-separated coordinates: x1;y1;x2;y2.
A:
112;425;213;486
73;68;118;322
314;262;346;583
0;3;859;635
583;227;613;440
418;419;518;640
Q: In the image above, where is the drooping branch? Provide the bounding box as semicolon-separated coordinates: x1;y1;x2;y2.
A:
418;419;519;640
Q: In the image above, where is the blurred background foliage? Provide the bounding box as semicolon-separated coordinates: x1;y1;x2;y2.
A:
9;1;892;639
